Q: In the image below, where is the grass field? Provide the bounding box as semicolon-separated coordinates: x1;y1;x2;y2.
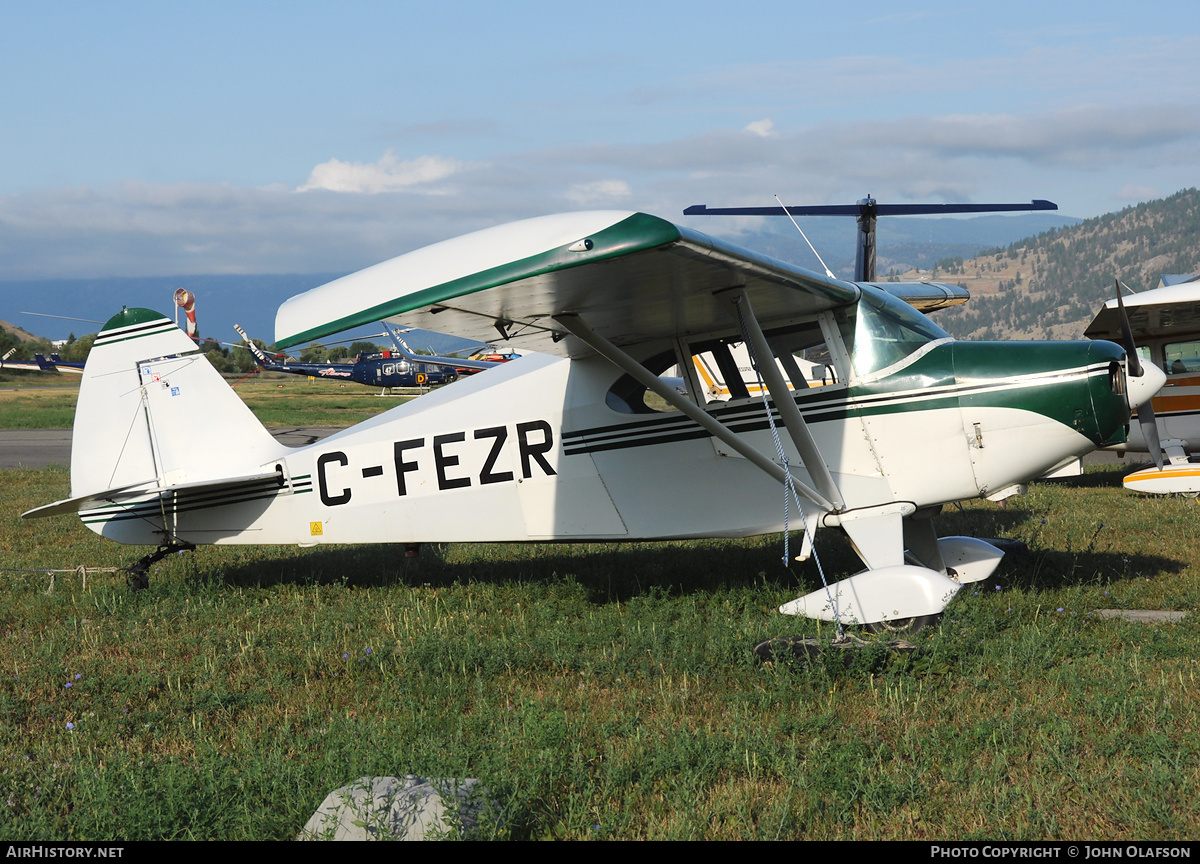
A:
1;451;1198;839
2;381;1198;839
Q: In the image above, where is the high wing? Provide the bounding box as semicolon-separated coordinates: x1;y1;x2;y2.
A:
275;211;861;356
1084;279;1200;341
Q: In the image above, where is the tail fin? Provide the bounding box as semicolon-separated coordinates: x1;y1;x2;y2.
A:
71;308;283;499
34;353;56;371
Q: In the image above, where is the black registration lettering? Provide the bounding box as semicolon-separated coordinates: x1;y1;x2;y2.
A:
433;432;471;490
516;420;557;478
474;426;514;485
317;451;352;506
393;438;424;496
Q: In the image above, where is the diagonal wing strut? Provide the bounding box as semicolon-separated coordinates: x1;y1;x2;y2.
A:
729;288;845;511
553;313;837;512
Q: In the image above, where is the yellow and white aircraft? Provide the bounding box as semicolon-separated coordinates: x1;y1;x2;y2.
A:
1086;275;1200;494
24;211;1164;629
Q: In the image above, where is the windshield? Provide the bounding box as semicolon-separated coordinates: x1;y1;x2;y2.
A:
846;288;951;377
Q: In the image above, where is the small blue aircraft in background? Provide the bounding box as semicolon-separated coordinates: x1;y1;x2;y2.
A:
0;349;84;375
233;325;465;391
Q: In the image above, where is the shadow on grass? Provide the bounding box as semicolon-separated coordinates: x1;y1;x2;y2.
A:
172;500;1188;606
1040;463;1153;490
996;546;1186;592
181;533;875;605
152;460;1188;610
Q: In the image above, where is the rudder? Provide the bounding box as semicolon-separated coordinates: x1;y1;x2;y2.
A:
72;308;283;499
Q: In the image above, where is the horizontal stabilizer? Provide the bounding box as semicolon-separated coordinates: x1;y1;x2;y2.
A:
23;470;287;520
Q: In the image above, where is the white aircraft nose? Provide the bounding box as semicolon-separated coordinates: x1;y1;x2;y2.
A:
1127;360;1166;411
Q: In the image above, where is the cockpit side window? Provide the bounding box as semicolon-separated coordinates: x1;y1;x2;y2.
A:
688;321;841;405
603;313;857;415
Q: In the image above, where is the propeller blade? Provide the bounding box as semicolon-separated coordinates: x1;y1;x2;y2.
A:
1115;278;1165;469
1114;279;1143;378
1138;404;1164;471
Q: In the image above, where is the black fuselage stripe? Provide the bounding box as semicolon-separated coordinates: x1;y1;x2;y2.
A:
564;367;1106;455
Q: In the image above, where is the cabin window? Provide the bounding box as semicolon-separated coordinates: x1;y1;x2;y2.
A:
605;350;681;414
847;288;950;377
1164;340;1200;375
604;318;848;415
688;322;840;405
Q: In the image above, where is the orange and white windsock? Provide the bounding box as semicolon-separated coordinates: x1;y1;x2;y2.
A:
173;288;198;339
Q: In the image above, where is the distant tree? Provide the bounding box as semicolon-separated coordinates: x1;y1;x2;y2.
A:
348;341;381;358
230;341;261;374
203;345;231;373
300;343;328;364
58;334;95;364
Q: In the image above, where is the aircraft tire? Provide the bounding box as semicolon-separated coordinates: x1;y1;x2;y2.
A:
863;613;941;635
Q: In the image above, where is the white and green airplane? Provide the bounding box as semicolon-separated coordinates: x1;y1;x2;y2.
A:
23;211;1164;628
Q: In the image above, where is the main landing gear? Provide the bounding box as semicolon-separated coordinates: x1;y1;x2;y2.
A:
123;541;195;591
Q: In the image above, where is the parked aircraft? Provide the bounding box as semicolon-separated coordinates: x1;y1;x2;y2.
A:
377;323;511;377
48;354;85;375
684;196;1058;281
24;211;1163;630
0;350;83;375
233;326;458;391
1085;276;1200;493
1;349;47;373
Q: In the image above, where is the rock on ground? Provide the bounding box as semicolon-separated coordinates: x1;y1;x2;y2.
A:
301;775;490;841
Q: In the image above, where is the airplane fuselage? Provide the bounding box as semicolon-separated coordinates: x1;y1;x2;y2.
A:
36;208;1152;626
84;336;1130;547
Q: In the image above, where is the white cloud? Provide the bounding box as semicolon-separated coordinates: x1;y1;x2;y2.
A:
744;119;775;138
565;179;632;205
4;99;1200;280
298;149;462;193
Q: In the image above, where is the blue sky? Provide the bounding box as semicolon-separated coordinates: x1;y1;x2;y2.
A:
2;1;1198;279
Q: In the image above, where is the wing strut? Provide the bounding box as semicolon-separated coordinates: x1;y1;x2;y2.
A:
730;289;845;511
552;313;835;512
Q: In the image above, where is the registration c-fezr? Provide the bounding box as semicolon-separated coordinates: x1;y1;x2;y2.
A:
316;421;557;506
